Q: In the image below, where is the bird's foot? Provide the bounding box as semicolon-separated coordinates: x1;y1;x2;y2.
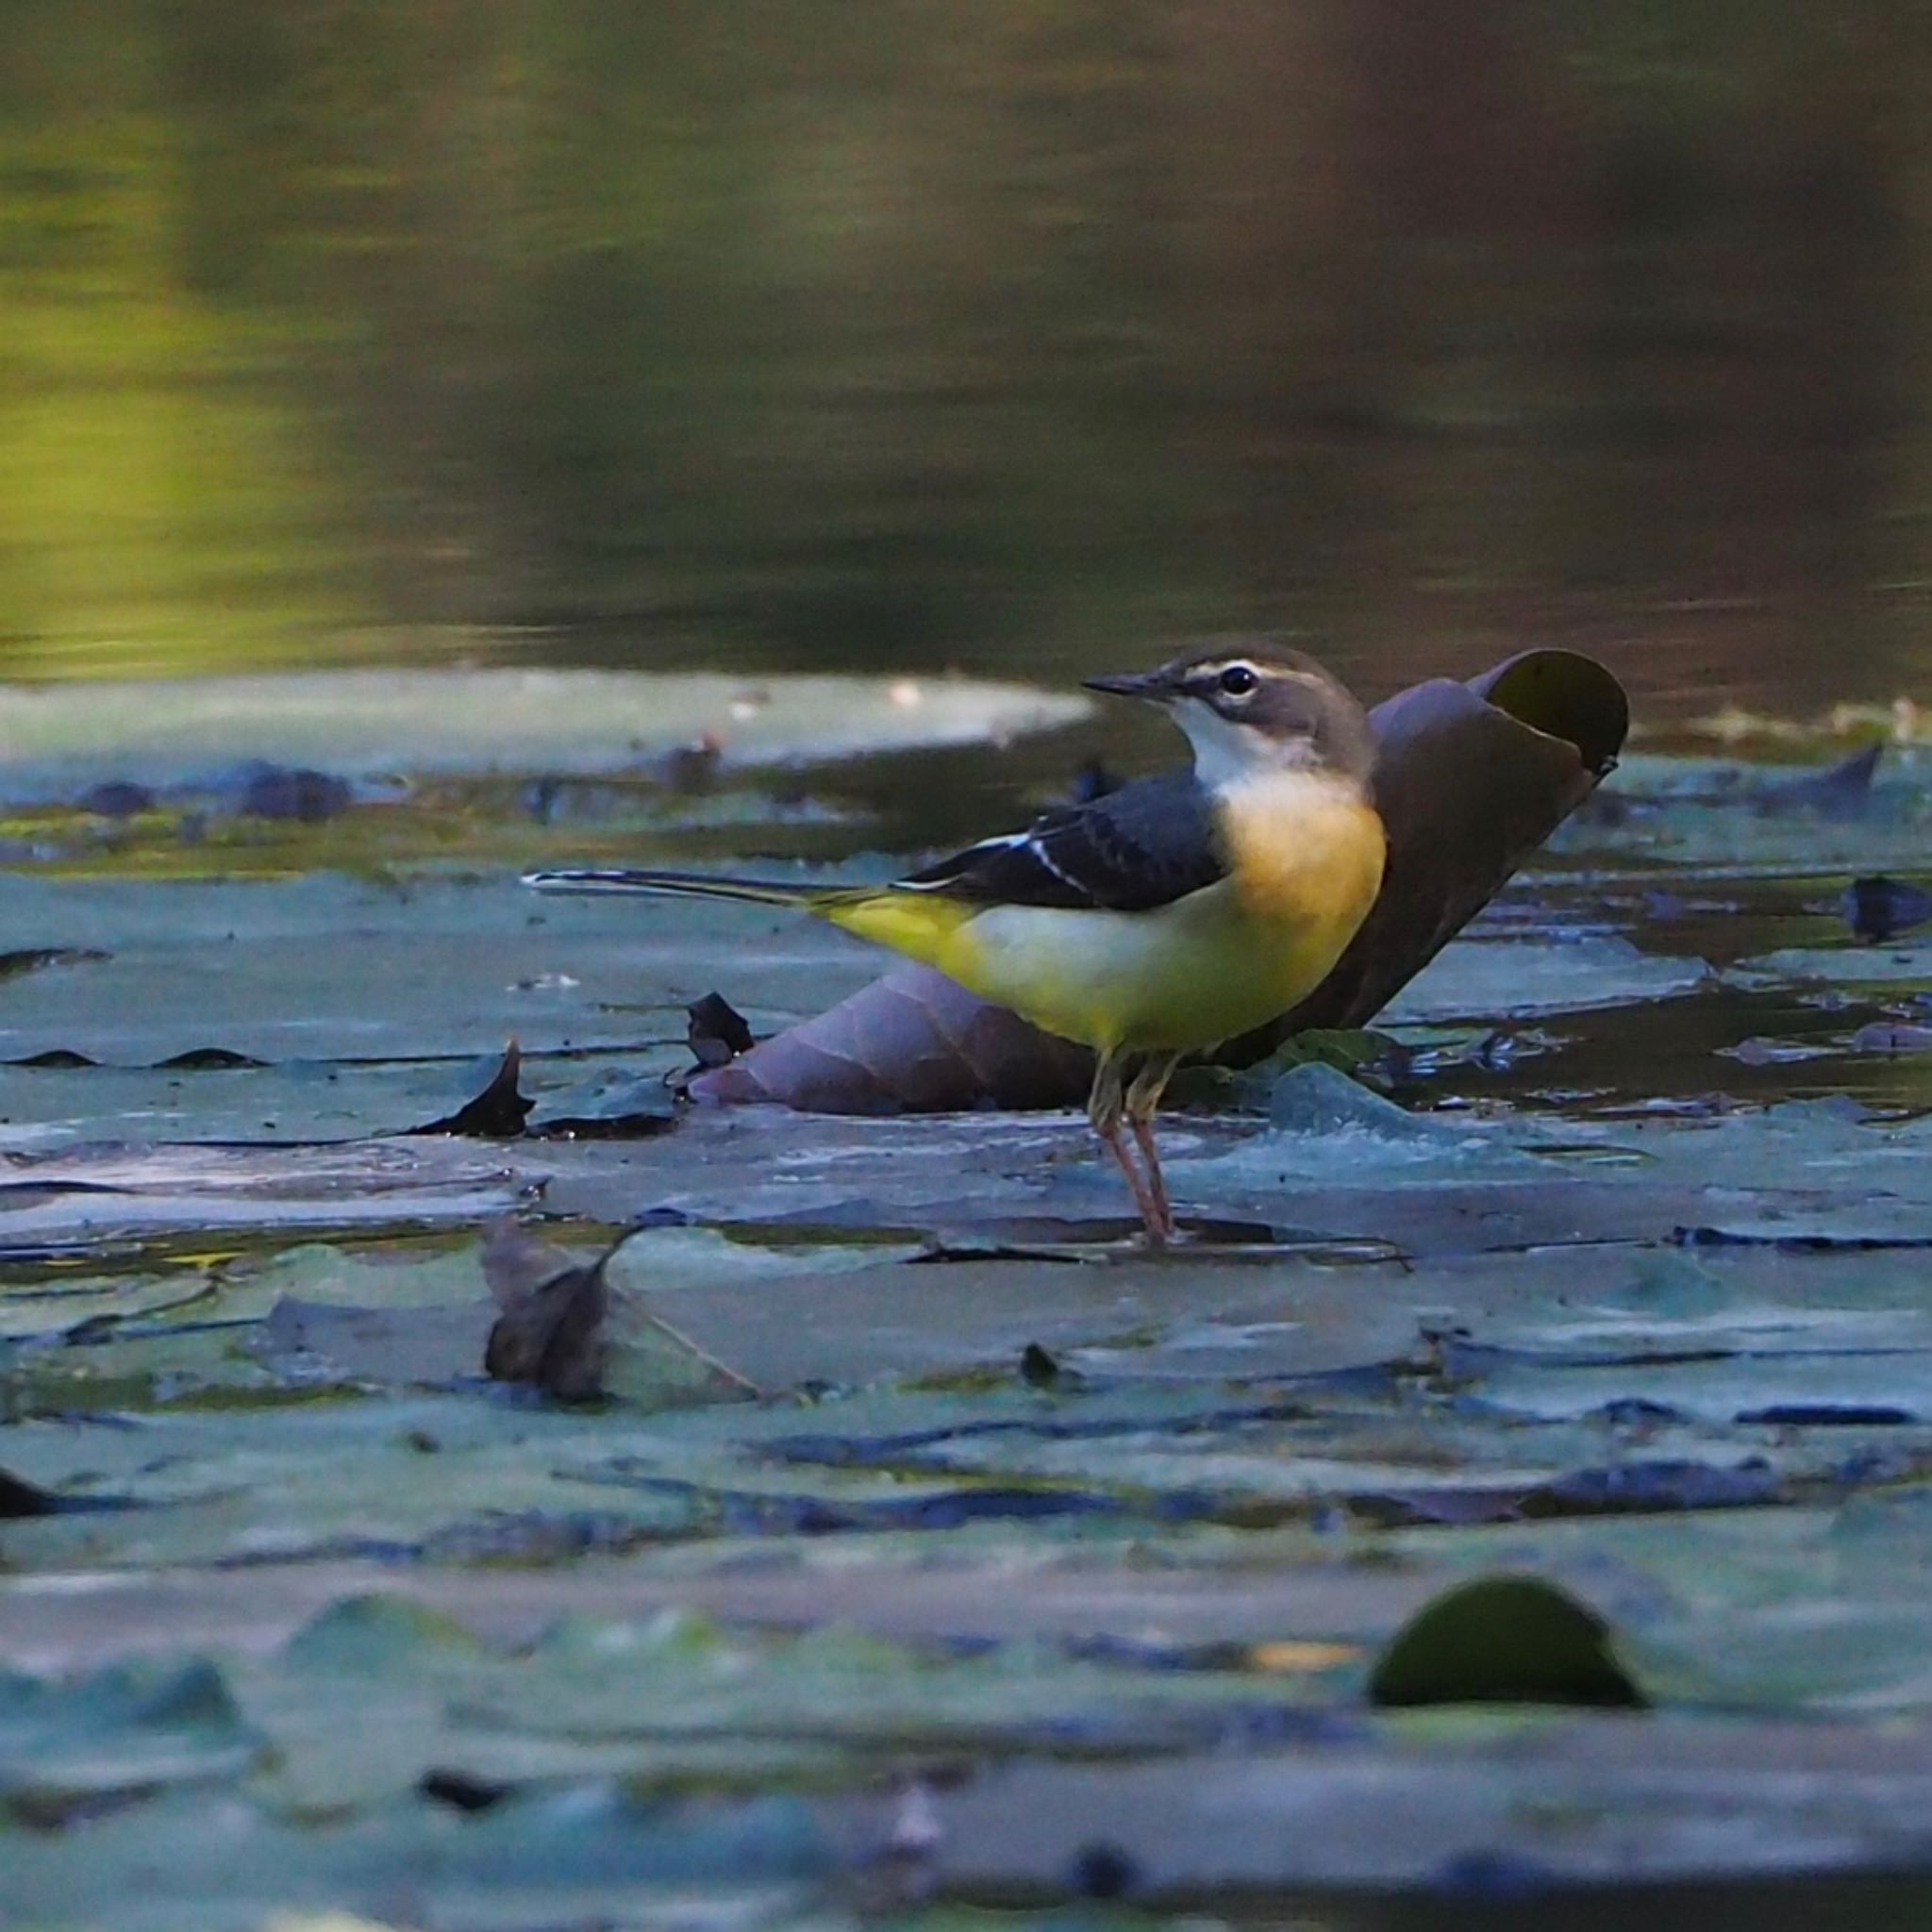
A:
1128;1116;1174;1244
1098;1124;1170;1244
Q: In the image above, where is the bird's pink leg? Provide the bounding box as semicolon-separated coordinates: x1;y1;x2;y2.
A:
1088;1051;1168;1244
1124;1052;1184;1243
1126;1119;1173;1242
1102;1121;1168;1242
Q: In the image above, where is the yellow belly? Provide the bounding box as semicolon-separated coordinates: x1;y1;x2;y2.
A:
828;783;1386;1056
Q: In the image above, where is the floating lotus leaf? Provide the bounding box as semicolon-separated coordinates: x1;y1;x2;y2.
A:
0;668;1091;799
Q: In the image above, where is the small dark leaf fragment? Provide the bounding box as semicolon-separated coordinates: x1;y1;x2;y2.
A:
0;1466;60;1518
1020;1341;1060;1388
481;1217;608;1402
1843;874;1932;944
418;1041;533;1138
687;991;756;1069
419;1767;511;1813
1369;1574;1644;1708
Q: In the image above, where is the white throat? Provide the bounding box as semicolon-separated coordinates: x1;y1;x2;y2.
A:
1173;698;1316;792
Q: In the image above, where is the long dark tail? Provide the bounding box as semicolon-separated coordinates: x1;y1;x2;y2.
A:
521;866;824;908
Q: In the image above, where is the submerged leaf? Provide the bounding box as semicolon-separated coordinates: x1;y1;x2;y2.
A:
527;1068;679;1138
1368;1575;1645;1708
280;1592;487;1673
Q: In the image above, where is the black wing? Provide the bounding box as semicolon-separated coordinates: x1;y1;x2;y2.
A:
900;770;1225;913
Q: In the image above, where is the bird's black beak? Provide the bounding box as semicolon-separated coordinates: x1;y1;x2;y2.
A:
1083;667;1176;704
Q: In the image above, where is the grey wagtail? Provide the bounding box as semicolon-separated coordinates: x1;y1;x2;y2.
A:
525;647;1385;1242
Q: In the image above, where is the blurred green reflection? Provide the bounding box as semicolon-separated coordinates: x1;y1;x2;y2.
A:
1;1;1928;719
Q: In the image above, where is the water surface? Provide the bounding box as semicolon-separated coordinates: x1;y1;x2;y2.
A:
3;3;1928;724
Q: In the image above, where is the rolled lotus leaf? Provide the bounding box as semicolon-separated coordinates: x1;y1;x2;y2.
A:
690;648;1626;1113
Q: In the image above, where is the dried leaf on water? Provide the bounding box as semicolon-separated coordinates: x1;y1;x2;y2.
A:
480;1219;757;1406
686;991;756;1071
480;1218;608;1401
414;1041;534;1139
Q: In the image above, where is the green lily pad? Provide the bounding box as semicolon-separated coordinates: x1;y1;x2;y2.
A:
1389;934;1710;1023
1369;1574;1645;1708
0;1656;262;1807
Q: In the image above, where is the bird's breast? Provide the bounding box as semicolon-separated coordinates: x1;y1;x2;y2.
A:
1218;770;1387;945
829;768;1387;1058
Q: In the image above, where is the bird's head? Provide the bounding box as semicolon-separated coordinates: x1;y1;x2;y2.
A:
1085;644;1374;791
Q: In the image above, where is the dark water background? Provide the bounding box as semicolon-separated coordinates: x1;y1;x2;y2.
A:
6;1;1932;720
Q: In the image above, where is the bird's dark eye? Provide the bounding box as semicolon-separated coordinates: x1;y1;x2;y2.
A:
1218;664;1258;697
